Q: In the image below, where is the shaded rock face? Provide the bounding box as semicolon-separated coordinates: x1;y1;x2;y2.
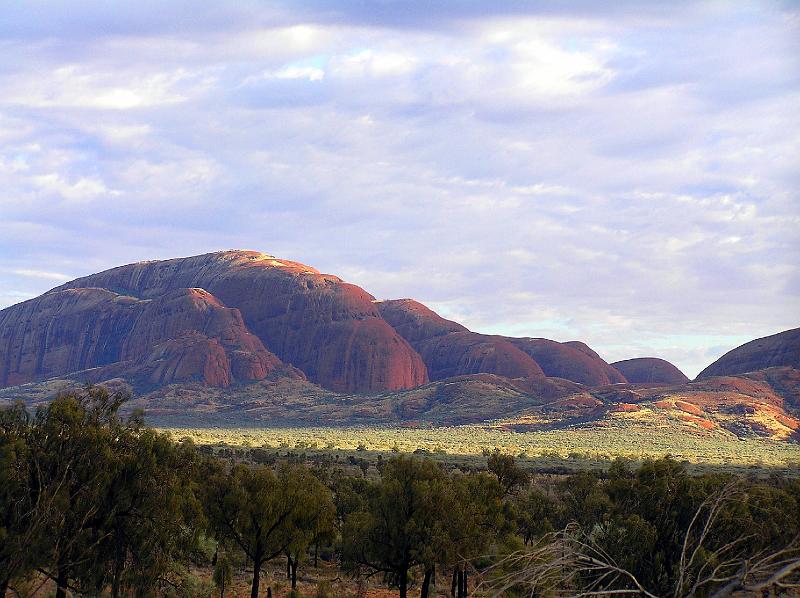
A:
49;251;428;393
0;288;140;387
376;299;467;342
0;286;284;388
414;332;546;381
611;357;689;385
378;299;545;381
696;328;800;380
508;338;627;386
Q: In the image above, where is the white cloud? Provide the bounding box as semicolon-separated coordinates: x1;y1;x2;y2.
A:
32;173;113;202
9;269;73;281
330;49;417;78
4;65;193;110
274;65;325;81
0;1;797;378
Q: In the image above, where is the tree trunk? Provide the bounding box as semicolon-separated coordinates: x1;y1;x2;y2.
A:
456;569;464;598
421;568;433;598
0;576;9;598
291;559;298;589
55;565;69;598
451;567;458;597
462;569;468;598
267;587;272;598
112;569;121;598
314;541;319;567
111;542;125;598
399;564;408;598
287;555;292;579
250;556;262;598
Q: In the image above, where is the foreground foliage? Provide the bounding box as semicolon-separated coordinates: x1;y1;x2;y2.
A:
1;387;799;597
0;388;201;597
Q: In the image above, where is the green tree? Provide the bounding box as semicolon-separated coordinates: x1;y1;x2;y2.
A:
213;554;233;598
485;459;800;597
557;470;610;529
29;388;128;598
4;386;205;598
93;428;204;597
282;465;335;588
601;456;706;594
0;403;37;596
341;456;454;598
514;486;558;546
332;474;370;526
487;450;529;496
204;461;331;598
447;472;510;598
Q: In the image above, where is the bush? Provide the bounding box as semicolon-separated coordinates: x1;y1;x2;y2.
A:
316;581;333;598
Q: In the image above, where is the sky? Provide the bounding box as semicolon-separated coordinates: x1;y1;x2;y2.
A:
0;1;798;378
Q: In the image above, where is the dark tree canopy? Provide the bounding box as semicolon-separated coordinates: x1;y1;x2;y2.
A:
1;390;798;598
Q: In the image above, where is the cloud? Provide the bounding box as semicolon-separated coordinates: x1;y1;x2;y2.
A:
32;173;114;202
0;1;798;379
8;269;73;282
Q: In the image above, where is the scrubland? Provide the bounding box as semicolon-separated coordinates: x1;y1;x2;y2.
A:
159;415;800;473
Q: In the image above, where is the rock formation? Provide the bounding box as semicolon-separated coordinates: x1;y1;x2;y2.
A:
377;299;545;380
562;341;601;359
611;357;689;384
3;251;427;392
377;300;627;386
696;328;800;379
6;249;791;401
0;286;284;388
507;338;627;386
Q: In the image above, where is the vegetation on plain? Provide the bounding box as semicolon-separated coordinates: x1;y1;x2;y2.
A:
158;422;800;472
2;387;799;597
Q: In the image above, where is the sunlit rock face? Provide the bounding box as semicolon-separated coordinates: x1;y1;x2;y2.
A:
611;357;689;385
0;251;427;392
376;299;628;386
696;328;800;380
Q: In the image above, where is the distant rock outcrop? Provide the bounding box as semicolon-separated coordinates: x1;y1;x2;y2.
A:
696;328;800;380
10;250;792;403
375;299;467;342
377;300;626;386
44;251;428;393
377;299;545;381
2;265;798;439
0;285;285;388
611;357;689;384
562;341;601;359
507;338;627;386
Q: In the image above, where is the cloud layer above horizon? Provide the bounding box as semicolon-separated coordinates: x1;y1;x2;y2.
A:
1;1;798;377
